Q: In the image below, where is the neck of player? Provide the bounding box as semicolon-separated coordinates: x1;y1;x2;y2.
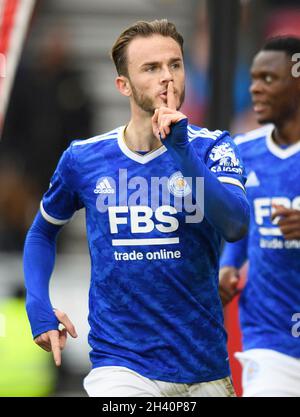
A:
125;114;162;153
273;111;300;146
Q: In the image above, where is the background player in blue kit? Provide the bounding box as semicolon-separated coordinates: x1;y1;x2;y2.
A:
24;19;249;397
219;37;300;397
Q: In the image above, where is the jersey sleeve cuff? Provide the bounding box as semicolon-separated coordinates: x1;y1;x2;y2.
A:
217;176;245;192
40;201;72;225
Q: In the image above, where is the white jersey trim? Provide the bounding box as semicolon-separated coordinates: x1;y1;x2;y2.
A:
72;127;120;147
234;124;273;145
188;126;223;142
117;126;167;164
235;124;300;158
266;128;300;159
40;201;71;225
218;176;245;192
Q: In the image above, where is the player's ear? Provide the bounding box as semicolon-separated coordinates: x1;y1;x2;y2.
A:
115;76;131;97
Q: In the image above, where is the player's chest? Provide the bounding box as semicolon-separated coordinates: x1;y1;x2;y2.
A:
78;155;202;218
245;155;300;221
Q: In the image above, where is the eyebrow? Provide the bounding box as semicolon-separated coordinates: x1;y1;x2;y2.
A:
250;69;277;76
140;57;183;68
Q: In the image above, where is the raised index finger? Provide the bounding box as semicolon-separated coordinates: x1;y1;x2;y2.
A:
167;81;177;110
48;330;61;366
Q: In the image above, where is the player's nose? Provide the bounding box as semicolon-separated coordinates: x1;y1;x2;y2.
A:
249;79;264;95
160;65;173;83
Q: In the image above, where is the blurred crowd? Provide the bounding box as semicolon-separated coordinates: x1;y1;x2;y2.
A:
0;27;92;251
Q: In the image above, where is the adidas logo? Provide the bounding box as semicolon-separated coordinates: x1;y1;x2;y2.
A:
246;171;260;187
94;178;115;194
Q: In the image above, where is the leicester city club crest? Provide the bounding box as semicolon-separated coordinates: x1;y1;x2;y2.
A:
168;171;191;197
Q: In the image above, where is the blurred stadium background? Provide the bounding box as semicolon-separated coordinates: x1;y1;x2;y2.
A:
1;0;300;397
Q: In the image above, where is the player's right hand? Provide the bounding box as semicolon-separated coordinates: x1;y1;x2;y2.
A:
219;267;241;307
34;308;78;367
152;81;186;140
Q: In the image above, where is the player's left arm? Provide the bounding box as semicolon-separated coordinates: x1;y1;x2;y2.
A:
272;204;300;240
152;82;250;242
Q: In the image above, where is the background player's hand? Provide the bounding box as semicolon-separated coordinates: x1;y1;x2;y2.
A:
272;204;300;240
152;81;187;140
219;267;241;306
34;308;78;366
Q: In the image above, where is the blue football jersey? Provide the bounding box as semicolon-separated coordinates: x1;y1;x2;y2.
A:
41;124;246;383
234;125;300;357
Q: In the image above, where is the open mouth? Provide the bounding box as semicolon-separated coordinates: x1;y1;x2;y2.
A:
253;102;269;113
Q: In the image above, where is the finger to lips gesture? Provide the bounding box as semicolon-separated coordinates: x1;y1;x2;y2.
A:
152;81;186;140
34;308;78;367
166;80;177;111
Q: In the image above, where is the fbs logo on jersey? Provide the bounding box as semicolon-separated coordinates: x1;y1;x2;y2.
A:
94;178;115;194
168;171;191;197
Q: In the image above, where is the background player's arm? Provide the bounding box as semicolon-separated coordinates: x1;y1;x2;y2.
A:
24;211;77;366
219;235;248;306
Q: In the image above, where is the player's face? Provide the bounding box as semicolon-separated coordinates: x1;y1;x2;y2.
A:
250;50;300;125
125;35;185;114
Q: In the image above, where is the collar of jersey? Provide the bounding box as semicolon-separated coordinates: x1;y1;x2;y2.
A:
117;126;167;164
266;127;300;159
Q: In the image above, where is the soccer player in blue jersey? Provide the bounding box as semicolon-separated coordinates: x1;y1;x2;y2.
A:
24;19;249;397
219;37;300;397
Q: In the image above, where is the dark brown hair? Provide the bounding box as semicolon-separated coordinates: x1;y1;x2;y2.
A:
111;19;184;76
